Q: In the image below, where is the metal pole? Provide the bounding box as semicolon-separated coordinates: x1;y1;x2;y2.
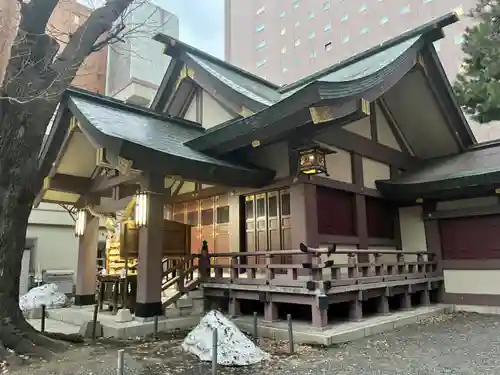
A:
40;305;46;333
253;311;258;342
287;314;294;354
212;328;218;375
117;349;124;375
92;304;99;341
153;315;159;339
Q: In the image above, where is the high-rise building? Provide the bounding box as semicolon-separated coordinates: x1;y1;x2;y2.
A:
225;0;500;141
0;0;107;92
105;2;179;106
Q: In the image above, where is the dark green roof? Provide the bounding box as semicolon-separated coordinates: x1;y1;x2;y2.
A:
52;89;275;187
377;142;500;199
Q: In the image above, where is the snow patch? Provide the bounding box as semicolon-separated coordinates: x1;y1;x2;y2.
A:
182;310;270;366
19;283;68;312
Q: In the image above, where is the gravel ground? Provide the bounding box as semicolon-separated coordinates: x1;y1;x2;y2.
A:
7;312;500;375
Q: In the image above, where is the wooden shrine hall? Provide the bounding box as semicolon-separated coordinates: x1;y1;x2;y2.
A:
35;12;500;326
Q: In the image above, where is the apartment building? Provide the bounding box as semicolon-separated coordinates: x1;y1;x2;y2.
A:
225;0;500;141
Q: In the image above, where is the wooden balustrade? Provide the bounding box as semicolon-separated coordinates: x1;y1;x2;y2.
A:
198;248;440;292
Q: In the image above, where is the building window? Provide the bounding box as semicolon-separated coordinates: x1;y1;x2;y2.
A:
296;58;301;65
281;46;287;54
256;24;265;32
73;14;80;24
256;5;265;15
324;23;332;32
279;10;286;18
308;32;316;39
201;209;214;226
308;11;315;19
256;59;267;68
216;206;230;224
293;0;299;9
380;16;389;25
341;13;349;22
400;5;410;14
423;0;433;3
310;50;318;58
323;0;330;10
282;66;288;73
455;35;464;44
256;40;266;50
294;38;301;47
455;6;464;16
295;21;300;28
324;42;332;51
360;27;369;35
342;35;350;43
359;4;367;12
281;27;286;35
433;40;441;51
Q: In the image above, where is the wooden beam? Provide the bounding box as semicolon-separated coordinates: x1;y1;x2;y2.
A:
352;154;368;249
93;196;134;214
90;173;142;193
50;174;92;194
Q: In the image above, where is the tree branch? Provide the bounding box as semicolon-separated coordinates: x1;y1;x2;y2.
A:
18;0;59;34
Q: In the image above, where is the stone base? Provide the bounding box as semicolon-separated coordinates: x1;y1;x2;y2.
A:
116;309;133;323
79;320;103;338
233;305;451;346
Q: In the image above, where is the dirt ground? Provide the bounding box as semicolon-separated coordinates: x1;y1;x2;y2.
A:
7;312;500;375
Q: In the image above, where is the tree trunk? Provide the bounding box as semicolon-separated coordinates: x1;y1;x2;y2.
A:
0;103;66;363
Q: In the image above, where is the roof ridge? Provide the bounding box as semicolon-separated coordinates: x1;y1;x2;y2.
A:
65;87;204;131
152;34;280;90
278;12;458;93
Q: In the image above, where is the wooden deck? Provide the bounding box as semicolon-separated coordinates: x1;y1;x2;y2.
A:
162;247;443;328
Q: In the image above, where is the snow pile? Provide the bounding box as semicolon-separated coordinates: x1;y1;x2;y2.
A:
19;283;68;312
182;310;270;366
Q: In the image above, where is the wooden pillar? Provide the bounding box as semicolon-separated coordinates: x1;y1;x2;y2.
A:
352;154;368;250
349;291;363;321
264;301;278;322
135;173;165;319
290;183;319;275
228;193;241;252
75;215;99;306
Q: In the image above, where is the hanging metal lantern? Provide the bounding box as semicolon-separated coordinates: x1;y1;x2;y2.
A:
298;145;331;175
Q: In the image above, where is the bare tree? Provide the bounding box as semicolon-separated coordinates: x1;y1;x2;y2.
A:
0;0;152;364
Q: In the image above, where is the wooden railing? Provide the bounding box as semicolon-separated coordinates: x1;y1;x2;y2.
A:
198;247;441;293
161;254;201;307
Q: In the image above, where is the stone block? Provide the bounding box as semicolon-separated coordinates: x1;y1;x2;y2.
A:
79;320;103;338
188;289;204;299
180;306;193;317
115;308;133;323
165;307;181;318
192;298;204;314
176;298;193;309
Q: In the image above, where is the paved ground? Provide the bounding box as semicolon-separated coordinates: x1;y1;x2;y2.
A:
10;312;500;375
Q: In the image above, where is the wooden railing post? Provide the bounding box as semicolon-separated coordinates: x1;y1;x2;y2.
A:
199;240;210;281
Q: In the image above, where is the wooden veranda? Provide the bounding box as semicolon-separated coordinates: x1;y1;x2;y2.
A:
161;245;442;328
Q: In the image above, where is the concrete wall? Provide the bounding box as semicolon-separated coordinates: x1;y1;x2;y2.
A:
26;203;107;289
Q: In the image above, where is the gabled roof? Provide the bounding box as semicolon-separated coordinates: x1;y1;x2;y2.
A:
376;141;500;200
151;34;280;112
169;12;470;156
41;88;275;188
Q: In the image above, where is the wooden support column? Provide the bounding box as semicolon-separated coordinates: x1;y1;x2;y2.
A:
349;291;363;321
135;173;165;319
75;214;99;306
423;201;444;301
352;154;368;257
290;183;319;276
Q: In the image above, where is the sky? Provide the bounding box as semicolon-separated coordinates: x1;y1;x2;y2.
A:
79;0;225;58
158;0;225;59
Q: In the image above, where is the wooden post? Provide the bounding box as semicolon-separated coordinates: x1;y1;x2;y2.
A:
287;314;294;354
153;315;159;339
92;304;99;341
212;328;218;375
253;312;258;342
40;305;46;333
200;240;210;281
